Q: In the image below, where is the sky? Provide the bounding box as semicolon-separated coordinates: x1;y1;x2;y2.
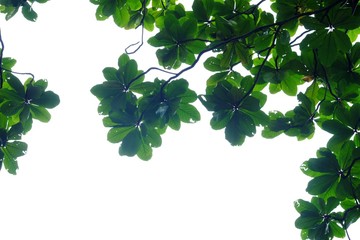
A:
0;1;359;239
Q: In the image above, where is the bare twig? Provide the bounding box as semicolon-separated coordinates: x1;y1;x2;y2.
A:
125;25;144;55
2;67;35;81
0;29;4;88
126;66;176;89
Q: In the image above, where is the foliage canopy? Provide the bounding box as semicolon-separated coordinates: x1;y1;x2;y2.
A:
1;0;360;239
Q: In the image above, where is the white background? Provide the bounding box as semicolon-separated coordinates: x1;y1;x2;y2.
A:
0;1;358;239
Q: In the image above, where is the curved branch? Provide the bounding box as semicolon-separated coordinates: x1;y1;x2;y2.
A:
2;68;35;82
321;64;340;101
237;26;281;107
125;0;147;54
130;0;344;98
290;29;312;45
125;25;144;55
126;66;176;88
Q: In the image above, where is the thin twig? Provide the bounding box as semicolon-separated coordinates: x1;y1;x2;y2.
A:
126;66;176;89
125;0;147;54
290;29;312;45
166;0;344;83
2;67;35;81
346;228;351;240
125;25;144;55
0;29;4;88
237;25;282;107
321;64;340;101
129;0;344;98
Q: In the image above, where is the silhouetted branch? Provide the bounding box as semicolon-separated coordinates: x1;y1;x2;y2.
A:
126;66;176;88
125;25;144;55
130;0;344;99
2;68;35;82
238;25;281;107
0;29;4;88
290;29;312;45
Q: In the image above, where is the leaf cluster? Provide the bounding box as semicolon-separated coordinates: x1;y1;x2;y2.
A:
89;0;360;238
91;54;199;160
0;56;59;174
0;0;48;21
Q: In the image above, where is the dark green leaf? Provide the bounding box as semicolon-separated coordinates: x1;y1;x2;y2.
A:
107;126;135;143
306;174;338;195
225;111;255;146
21;2;37;21
295;211;322;229
119;128;142;157
177;103;200;123
30;105;51;122
307;156;339;174
6;74;25;97
0;101;23;116
31;91;60;109
103;67;119;81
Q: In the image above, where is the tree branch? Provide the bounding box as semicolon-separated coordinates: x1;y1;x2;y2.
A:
0;28;4;89
125;25;144;55
2;67;35;82
126;66;176;89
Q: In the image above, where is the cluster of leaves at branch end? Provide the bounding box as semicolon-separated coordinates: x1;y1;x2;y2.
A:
0;0;48;21
91;53;200;160
295;139;360;239
88;0;360;237
0;57;60;174
294;197;347;240
200;74;268;146
90;0;161;30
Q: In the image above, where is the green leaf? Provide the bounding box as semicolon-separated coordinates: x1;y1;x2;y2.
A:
3;149;18;174
26;85;44;100
192;0;213;22
344;208;360;229
225;111;255;146
321;120;353;137
210;110;232;130
91;81;124;99
137;141;152;160
306;174;338;195
113;6;130;28
294;199;319;214
0;101;24;116
300;17;326;30
177;103;200;123
103;67;119;81
3;141;27;175
141;125;162;148
295;211;322;229
168;113;181;130
307;156;339;174
5;6;19;21
6;141;27;158
7;123;23;140
7;74;25;97
1;57;17;69
338;141;355;169
31;91;60;109
129;82;155;95
165;79;188;99
204;57;227;72
30;105;51;122
241;96;260;112
119;128;142;157
21;2;38;21
107;126;135;143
